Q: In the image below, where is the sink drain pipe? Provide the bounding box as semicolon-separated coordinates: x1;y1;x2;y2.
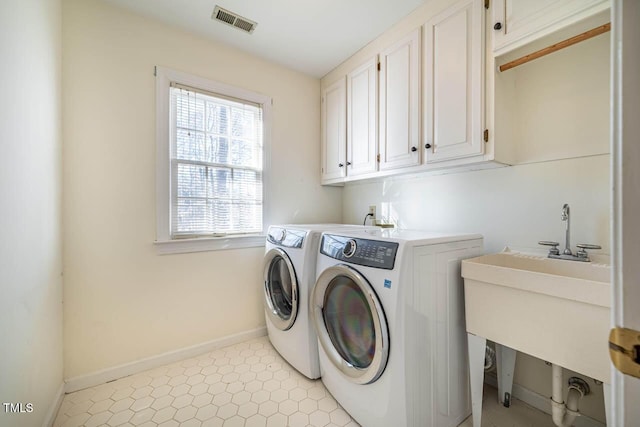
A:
484;344;496;372
550;364;590;427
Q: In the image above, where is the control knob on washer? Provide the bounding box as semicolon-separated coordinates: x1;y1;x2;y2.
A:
275;228;286;242
343;239;357;258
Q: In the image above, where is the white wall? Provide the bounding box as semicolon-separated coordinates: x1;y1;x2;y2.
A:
0;0;64;426
331;0;610;423
61;0;341;379
510;33;610;164
343;154;609;253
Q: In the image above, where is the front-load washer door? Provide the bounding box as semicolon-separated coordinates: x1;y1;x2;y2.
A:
263;248;299;331
312;264;389;384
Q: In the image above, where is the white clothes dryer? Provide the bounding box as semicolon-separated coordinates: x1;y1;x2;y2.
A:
312;228;483;427
263;224;375;379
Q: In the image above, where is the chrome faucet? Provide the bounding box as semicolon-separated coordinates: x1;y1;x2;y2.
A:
561;204;571;255
538;203;601;262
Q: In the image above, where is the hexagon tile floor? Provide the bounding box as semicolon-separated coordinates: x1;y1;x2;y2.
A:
53;336;359;427
53;335;561;427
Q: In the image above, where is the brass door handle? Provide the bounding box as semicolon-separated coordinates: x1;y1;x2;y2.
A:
609;327;640;378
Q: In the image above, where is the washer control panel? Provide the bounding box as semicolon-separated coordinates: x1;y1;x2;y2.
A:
342;239;357;258
267;227;306;248
320;234;398;270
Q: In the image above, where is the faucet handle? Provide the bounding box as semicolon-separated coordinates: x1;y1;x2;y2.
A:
576;244;601;259
538;241;560;256
576;244;601;250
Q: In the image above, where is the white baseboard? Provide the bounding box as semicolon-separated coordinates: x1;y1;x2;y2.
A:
42;382;65;427
484;376;605;427
64;326;267;393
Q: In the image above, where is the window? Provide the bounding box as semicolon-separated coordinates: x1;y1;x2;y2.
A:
171;84;263;236
155;67;270;253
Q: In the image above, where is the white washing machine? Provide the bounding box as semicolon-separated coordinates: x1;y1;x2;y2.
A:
263;224;376;379
312;228;483;427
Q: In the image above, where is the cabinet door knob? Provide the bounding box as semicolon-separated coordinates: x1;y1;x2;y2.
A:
494;22;502;30
425;143;432;149
338;163;344;168
347;161;352;166
411;146;417;152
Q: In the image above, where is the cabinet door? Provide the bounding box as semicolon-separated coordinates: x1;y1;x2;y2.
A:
424;0;484;164
492;0;609;54
379;29;421;171
347;56;378;177
321;78;346;182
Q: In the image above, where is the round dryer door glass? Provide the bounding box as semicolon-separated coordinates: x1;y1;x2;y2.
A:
312;264;389;385
263;248;298;331
268;258;294;317
323;276;375;369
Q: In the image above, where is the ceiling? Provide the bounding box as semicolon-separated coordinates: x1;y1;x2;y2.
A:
100;0;428;78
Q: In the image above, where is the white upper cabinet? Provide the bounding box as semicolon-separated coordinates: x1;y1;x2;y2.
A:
424;0;484;164
321;78;347;183
347;56;378;177
379;29;421;171
491;0;609;55
319;0;610;185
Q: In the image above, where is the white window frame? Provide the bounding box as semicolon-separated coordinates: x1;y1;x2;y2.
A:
154;66;271;254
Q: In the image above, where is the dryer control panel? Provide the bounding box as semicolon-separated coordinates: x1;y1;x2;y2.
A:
320;234;398;270
267;227;306;248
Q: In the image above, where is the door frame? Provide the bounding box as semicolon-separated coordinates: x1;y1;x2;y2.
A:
611;0;640;422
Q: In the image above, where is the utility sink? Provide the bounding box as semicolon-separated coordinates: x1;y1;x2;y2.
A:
462;249;611;382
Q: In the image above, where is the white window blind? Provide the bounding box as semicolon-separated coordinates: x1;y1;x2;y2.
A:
169;83;263;238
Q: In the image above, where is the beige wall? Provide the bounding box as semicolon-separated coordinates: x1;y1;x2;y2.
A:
330;0;610;423
0;0;64;426
62;0;341;379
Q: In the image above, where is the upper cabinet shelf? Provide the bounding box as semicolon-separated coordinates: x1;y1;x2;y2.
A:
491;0;609;56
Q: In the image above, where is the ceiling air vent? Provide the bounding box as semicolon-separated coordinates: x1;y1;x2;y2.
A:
212;6;257;34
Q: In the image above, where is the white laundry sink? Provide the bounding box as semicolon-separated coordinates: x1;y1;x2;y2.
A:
462;249;611;382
